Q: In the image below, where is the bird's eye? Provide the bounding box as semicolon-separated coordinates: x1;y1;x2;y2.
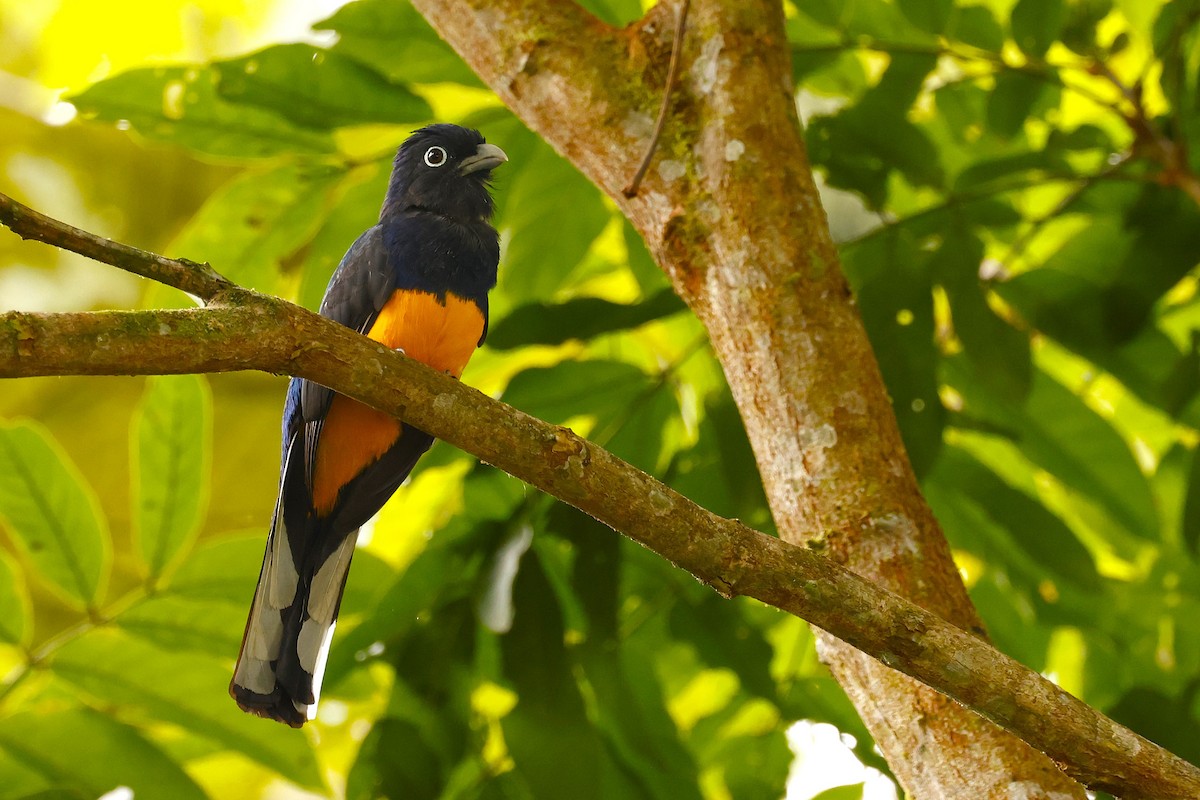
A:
424;146;448;168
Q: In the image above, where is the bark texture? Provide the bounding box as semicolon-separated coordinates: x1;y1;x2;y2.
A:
410;0;1088;796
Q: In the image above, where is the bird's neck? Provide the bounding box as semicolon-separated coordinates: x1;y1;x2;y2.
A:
380;184;494;226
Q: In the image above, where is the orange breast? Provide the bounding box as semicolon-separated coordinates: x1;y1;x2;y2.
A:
368;289;485;379
310;290;486;514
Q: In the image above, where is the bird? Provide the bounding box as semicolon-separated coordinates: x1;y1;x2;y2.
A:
230;124;507;727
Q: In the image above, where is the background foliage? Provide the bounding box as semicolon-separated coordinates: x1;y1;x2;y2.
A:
1;0;1199;798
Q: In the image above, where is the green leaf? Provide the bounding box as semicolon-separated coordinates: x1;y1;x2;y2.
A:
297;162;391;312
996;269;1112;353
670;397;774;532
602;380;680;472
707;730;793;800
1001;185;1200;358
69;66;334;158
0;549;30;645
1105;186;1200;340
793;49;871;98
1159;330;1200;418
828;0;939;43
1047;123;1115;151
1011;0;1066;57
501;550;607;800
50;630;322;789
323;474;516;687
796;0;853;29
623;219;672;295
214;44;431;130
986;72;1053;139
133;375;212;579
945;358;1159;539
807;55;944;207
811;784;866;800
1061;0;1114;55
1183;445;1200;553
953;150;1072;193
603;647;705;799
931;229;1031;402
669;595;778;701
117;594;246;657
0;708;206;800
928;447;1101;590
317;0;483;86
501;360;653;426
0;747;57;799
896;0;953;33
487;289;687;350
931;81;988;145
844;232;945;476
963;572;1051;671
162;533;262;604
348;717;446;799
1153;0;1199;57
170;163;346;295
950;5;1005;51
0;420;109;608
497;137;612;301
546;505;705;799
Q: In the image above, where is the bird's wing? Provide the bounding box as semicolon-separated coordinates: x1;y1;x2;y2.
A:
235;223;421;726
296;225;395;432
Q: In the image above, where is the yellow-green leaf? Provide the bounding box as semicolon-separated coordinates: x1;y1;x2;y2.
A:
132;375;212;579
0;420;109;608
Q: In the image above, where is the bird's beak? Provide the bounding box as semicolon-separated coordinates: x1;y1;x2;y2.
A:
458;143;508;175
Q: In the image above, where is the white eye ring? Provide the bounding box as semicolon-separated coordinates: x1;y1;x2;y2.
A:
424;146;448;167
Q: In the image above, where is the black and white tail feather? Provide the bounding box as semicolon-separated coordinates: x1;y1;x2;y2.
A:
230;438;359;727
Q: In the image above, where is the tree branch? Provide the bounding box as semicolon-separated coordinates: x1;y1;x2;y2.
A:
3;194;1199;798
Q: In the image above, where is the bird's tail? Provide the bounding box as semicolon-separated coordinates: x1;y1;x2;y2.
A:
229;500;358;727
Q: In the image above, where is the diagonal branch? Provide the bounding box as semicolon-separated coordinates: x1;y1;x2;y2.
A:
2;195;1199;798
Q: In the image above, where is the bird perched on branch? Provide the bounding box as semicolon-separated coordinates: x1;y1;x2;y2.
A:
230;124;507;726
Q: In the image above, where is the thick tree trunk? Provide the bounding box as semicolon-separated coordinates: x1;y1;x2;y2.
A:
412;0;1087;796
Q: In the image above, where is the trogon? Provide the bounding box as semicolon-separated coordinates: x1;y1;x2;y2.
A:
230;124;507;727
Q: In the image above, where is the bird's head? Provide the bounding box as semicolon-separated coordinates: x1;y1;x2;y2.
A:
382;124;508;223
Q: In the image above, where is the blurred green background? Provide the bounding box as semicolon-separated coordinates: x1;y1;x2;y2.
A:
1;1;1199;798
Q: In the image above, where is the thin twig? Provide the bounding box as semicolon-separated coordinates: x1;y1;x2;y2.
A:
623;0;690;198
0;192;232;302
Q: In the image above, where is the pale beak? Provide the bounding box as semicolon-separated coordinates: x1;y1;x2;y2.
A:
458;143;508;175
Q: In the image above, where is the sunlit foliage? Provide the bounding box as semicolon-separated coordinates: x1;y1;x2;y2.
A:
1;1;1199;798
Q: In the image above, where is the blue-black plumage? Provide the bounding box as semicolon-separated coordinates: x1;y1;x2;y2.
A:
231;124;506;726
